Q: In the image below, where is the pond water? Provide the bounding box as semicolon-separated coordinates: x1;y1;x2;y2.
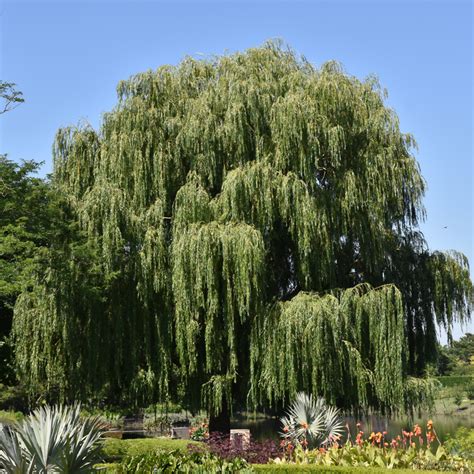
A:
232;411;473;443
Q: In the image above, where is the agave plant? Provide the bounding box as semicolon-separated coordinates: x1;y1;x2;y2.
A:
280;393;344;449
0;404;104;473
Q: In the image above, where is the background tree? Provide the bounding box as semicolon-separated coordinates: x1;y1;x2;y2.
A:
436;333;474;376
0;157;62;385
449;333;474;365
0;81;24;115
0;84;36;386
13;43;473;428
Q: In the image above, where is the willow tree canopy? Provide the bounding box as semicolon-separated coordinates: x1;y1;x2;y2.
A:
13;42;473;413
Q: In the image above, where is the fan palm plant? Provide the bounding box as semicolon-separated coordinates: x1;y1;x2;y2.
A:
280;393;344;449
0;404;104;473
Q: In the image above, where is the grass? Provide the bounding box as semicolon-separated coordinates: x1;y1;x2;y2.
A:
100;437;201;462
436;375;473;388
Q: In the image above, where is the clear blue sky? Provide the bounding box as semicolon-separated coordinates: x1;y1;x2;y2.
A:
1;0;472;340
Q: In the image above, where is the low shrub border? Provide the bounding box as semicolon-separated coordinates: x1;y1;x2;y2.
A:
100;437;201;462
253;466;456;473
95;462;457;473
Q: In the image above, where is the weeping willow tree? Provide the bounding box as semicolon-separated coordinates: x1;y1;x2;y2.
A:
13;42;472;425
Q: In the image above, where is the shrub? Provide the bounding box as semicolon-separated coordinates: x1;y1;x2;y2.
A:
0;384;28;412
196;432;279;464
0;404;104;473
118;449;252;473
0;410;24;425
454;392;464;407
100;437;200;462
466;383;474;401
80;407;125;430
445;427;474;461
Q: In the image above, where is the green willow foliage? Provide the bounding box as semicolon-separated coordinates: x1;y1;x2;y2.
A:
13;42;473;413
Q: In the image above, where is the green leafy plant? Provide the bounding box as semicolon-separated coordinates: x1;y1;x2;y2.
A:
290;443;471;472
275;420;472;473
454;392;464;407
0;404;104;473
445;427;474;461
466;382;474;401
118;449;252;473
0;410;24;425
280;393;344;449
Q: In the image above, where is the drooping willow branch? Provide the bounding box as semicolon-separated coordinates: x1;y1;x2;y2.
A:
13;41;473;413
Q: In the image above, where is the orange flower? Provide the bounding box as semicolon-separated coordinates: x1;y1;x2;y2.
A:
300;422;309;429
384;442;389;447
413;424;422;437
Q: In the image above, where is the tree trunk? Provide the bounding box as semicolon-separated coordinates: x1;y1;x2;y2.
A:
209;402;230;434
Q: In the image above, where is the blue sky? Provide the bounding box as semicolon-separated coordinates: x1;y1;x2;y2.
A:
1;0;472;339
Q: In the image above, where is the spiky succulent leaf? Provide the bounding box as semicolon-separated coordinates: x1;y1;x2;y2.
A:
0;404;103;473
280;392;344;448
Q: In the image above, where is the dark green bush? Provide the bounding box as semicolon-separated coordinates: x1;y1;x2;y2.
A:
466;383;474;401
100;437;201;462
0;384;28;411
